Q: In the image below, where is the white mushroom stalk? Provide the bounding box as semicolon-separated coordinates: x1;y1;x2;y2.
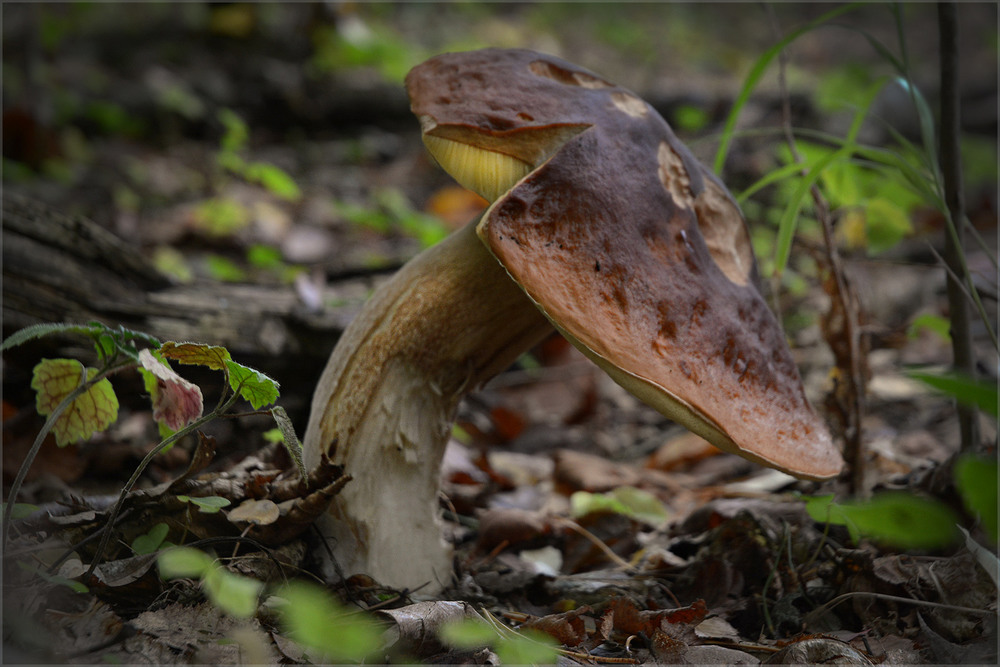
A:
302;165;554;591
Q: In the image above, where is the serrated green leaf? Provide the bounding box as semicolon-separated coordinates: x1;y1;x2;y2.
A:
1;322;101;351
158;546;214;579
225;360;279;409
31;359;119;446
159;342;232;371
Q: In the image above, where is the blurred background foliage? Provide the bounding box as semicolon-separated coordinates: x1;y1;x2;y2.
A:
3;2;996;290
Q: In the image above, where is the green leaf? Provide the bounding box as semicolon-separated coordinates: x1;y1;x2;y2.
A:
673;104;710;133
178;495;232;513
224;360;280;409
1;322;104;351
609;486;671;525
713;2;862;174
36;570;89;593
495;629;559;666
1;503;40;520
158;546;214;579
247;244;284;270
193;198;250;237
202;566;263;618
907;370;999;418
571;487;669;526
955;455;998;543
152;246;195;283
863;197;913;253
773;78;886;274
276;581;382;663
205;254;247;282
217;108;249;153
907;314;951;342
439;618;497;649
270;406;306;480
132;522;171;555
806;493;959;549
159;341;233;371
440;618;559;665
31;359;119;446
243;162;302;201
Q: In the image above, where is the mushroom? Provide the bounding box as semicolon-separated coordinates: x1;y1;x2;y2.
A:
303;48;842;592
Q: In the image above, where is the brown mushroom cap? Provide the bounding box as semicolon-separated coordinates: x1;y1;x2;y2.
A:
406;49;842;480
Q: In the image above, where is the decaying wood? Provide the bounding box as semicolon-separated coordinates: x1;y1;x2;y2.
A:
2;193;380;392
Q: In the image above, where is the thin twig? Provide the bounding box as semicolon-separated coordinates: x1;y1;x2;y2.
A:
556;517;636;573
938;1;981;450
805;590;997;626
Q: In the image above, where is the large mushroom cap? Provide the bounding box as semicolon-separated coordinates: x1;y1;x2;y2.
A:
406;48;843;480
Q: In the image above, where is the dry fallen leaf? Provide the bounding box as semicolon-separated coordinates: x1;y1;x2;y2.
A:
227;498;280;526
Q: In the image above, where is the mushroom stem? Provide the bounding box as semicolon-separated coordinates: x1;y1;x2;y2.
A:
302;218;553;590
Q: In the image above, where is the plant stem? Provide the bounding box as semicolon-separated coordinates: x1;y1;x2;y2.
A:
2;360;134;551
766;4;865;492
84;391;241;578
938;1;980;451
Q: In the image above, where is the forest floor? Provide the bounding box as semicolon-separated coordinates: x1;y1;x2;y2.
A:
2;4;998;665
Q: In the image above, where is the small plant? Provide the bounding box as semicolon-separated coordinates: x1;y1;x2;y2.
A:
0;322;304;568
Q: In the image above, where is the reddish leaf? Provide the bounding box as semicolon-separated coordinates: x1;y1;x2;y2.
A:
521;606;592;647
139;349;204;431
159;341;232;371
